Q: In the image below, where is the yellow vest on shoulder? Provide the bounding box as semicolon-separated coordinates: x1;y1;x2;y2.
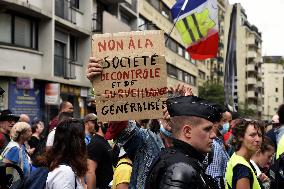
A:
225;153;261;189
276;134;284;159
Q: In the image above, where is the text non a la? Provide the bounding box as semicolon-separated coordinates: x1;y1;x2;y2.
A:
98;37;154;52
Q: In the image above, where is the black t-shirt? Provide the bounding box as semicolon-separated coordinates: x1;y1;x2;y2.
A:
266;128;277;147
87;134;113;189
28;136;45;166
28;136;40;149
232;164;253;189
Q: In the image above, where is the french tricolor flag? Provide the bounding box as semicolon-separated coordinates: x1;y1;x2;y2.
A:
171;0;218;60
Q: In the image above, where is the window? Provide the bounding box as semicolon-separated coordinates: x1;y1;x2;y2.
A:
121;12;131;25
167;64;177;78
185;51;190;60
276;88;278;92
71;0;79;9
198;70;206;80
167;63;196;86
0;13;11;43
138;17;147;31
70;35;77;62
276;98;278;102
54;41;66;77
15;16;31;47
177;70;183;80
0;12;38;49
54;29;77;78
160;2;172;20
147;0;159;10
178;45;184;56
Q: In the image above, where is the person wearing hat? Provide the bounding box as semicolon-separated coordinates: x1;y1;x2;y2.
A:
84;113;97;145
0;109;20;153
145;96;221;189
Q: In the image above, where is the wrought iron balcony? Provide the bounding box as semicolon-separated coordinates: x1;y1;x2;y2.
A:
54;55;76;79
55;0;76;24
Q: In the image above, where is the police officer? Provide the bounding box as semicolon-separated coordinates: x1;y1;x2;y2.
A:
145;95;221;189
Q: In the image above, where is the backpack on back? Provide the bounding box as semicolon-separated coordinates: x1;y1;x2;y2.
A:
23;167;48;189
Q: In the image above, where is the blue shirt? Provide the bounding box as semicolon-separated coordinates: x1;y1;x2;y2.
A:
206;138;229;189
4;145;30;176
85;134;92;145
116;121;163;189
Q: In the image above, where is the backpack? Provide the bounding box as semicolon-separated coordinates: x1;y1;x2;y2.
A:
24;164;78;189
269;153;284;189
23;167;49;189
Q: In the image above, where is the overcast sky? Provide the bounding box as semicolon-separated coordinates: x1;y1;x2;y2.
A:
229;0;284;56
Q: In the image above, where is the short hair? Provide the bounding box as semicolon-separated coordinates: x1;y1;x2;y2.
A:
10;122;31;141
277;104;284;124
31;122;39;133
170;116;204;136
59;101;71;111
231;119;265;151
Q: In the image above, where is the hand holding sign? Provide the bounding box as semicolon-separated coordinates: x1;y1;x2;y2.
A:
87;57;103;82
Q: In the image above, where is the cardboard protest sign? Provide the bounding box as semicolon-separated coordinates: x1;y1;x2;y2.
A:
92;30;167;122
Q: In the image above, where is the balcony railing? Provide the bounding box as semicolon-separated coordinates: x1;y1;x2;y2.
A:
55;0;76;24
121;0;137;13
218;56;224;63
92;12;102;32
54;55;76;79
247;77;257;85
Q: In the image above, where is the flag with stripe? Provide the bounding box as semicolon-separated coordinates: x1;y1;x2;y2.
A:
224;4;238;112
171;0;218;60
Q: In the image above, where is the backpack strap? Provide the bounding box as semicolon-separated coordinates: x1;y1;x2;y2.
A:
116;161;132;168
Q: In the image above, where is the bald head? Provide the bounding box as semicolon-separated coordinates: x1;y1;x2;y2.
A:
223;111;232;123
19;114;30;123
59;101;74;114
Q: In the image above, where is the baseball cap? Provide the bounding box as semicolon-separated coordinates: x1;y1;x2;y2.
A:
84;113;97;123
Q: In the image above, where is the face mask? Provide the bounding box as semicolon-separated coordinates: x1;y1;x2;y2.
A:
220;122;230;135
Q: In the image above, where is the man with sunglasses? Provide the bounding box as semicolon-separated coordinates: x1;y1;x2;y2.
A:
0;109;20;153
84;113;97;145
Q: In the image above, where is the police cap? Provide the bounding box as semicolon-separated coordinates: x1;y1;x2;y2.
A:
166;96;222;123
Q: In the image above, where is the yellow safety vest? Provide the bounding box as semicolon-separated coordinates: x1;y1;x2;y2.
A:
176;8;215;46
276;134;284;159
225;153;261;189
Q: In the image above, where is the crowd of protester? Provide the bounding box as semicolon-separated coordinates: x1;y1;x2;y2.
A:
0;59;284;189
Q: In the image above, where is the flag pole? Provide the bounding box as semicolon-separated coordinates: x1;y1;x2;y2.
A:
165;0;189;44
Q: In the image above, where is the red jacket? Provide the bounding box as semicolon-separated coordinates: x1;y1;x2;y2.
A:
49;116;59;132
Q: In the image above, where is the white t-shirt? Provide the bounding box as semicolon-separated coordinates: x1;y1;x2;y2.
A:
45;165;84;189
250;159;262;177
46;129;56;147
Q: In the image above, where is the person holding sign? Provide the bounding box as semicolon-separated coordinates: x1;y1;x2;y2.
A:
87;58;192;189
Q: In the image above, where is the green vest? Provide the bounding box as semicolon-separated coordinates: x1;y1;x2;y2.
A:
225;153;261;189
276;134;284;159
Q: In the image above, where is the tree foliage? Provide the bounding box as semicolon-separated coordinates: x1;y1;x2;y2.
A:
198;82;225;106
198;82;258;118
